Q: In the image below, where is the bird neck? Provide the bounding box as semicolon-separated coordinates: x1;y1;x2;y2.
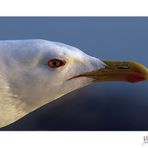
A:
0;95;27;128
0;74;28;127
0;77;64;128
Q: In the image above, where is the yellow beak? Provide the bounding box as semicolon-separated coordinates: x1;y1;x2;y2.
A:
80;61;148;83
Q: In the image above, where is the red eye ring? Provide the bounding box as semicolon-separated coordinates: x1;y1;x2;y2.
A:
48;59;66;68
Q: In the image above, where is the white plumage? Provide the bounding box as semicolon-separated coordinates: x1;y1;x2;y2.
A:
0;39;105;127
0;39;147;128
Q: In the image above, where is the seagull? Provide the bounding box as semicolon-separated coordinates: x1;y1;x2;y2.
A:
0;39;147;128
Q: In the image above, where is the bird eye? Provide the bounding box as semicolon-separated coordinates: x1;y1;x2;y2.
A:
48;59;66;68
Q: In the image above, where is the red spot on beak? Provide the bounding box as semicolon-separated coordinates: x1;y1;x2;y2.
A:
126;72;146;83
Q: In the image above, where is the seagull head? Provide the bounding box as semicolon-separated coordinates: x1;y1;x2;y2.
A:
3;39;148;107
0;39;148;127
3;39;107;108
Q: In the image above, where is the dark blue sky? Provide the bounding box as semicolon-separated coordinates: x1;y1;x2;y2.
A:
1;17;148;130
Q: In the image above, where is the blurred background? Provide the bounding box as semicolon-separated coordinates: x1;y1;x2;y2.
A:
0;17;148;131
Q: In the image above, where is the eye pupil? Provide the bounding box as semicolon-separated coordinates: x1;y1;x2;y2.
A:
48;59;66;68
53;61;57;65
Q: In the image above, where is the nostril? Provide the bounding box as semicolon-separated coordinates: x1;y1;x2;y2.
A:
117;66;130;69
